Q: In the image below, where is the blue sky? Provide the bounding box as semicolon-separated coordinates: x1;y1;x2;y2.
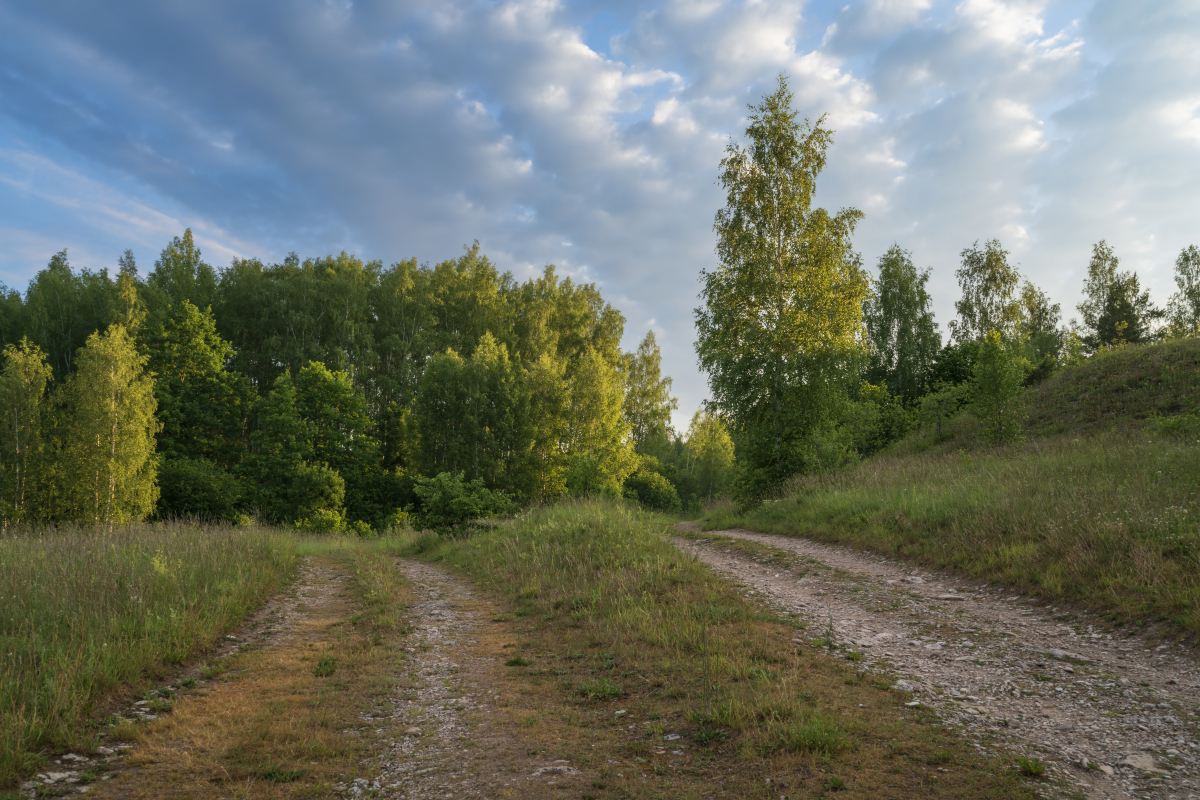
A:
2;0;1198;428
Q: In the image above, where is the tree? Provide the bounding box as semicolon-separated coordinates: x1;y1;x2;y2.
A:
1076;240;1162;351
863;245;940;403
563;346;635;496
23;250;118;379
969;331;1025;445
685;411;735;499
622;331;678;452
949;239;1021;343
695;76;868;495
1018;281;1062;361
145;229;218;325
1166;245;1200;338
0;340;53;526
145;301;253;466
240;373;345;524
57;324;161;527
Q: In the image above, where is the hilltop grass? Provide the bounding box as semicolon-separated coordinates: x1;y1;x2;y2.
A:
707;428;1200;634
0;522;297;787
399;499;1037;798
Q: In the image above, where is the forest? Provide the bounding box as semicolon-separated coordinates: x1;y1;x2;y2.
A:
2;80;1198;533
0;238;731;531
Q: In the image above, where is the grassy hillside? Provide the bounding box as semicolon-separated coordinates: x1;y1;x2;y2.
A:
706;339;1200;634
1023;337;1200;438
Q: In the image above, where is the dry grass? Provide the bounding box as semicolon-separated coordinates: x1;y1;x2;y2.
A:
397;500;1040;798
0;522;296;787
86;544;414;799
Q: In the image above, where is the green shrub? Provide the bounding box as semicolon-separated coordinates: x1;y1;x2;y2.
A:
623;467;682;512
157;457;244;521
295;508;345;533
411;472;516;532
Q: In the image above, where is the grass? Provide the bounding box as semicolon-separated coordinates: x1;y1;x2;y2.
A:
101;541;415;798
708;427;1200;634
397;498;1038;798
0;521;297;787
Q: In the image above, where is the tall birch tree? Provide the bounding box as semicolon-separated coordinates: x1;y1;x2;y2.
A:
695;76;868;493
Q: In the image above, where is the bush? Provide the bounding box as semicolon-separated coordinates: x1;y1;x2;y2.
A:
411;472;516;532
623;467;681;513
157;457;243;521
294;507;345;533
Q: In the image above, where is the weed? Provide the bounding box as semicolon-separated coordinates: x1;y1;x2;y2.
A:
504;657;531;667
263;767;306;782
763;714;852;756
693;725;729;746
823;776;847;791
313;656;337;677
1019;756;1045;777
578;678;623;701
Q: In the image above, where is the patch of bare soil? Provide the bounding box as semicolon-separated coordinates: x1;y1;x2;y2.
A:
345;560;594;799
676;523;1200;800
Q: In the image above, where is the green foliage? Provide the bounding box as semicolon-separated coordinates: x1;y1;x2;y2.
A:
411;471;516;532
144;229;218;327
950;239;1021;343
146;301;253;466
1077;240;1163;351
0;340;53;526
1166;245;1200;338
842;383;913;455
56;324;161;527
295;508;347;533
863;245;940;403
22;250;118;380
623;331;678;452
1018;757;1045;777
1018;281;1063;362
696;76;868;495
685;411;735;498
157;457;243;521
969;331;1026;445
623;459;682;512
918;382;968;440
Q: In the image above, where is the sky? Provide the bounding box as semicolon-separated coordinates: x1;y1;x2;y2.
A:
2;0;1199;429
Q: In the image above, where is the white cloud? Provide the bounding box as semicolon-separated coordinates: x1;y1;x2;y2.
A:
2;0;1200;429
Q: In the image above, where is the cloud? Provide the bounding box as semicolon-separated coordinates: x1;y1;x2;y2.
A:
1;0;1199;430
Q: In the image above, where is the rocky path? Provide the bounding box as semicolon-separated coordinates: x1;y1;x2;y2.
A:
676;524;1200;800
345;560;589;799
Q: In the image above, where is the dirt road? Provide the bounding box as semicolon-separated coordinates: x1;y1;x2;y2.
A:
676;524;1200;800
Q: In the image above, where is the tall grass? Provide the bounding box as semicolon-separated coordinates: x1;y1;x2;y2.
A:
0;521;296;785
709;429;1200;631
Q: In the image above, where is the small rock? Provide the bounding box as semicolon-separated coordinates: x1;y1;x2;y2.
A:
664;734;681;741
1098;764;1115;776
1118;677;1130;687
904;701;921;707
614;710;627;717
532;765;580;776
894;680;919;693
1120;753;1166;774
936;594;966;601
61;754;88;762
1045;648;1088;663
404;727;422;736
902;576;925;584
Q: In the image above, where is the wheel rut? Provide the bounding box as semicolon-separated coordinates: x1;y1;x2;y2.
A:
676;524;1200;800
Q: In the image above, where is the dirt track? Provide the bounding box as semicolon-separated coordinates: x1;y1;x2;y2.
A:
676;523;1200;800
